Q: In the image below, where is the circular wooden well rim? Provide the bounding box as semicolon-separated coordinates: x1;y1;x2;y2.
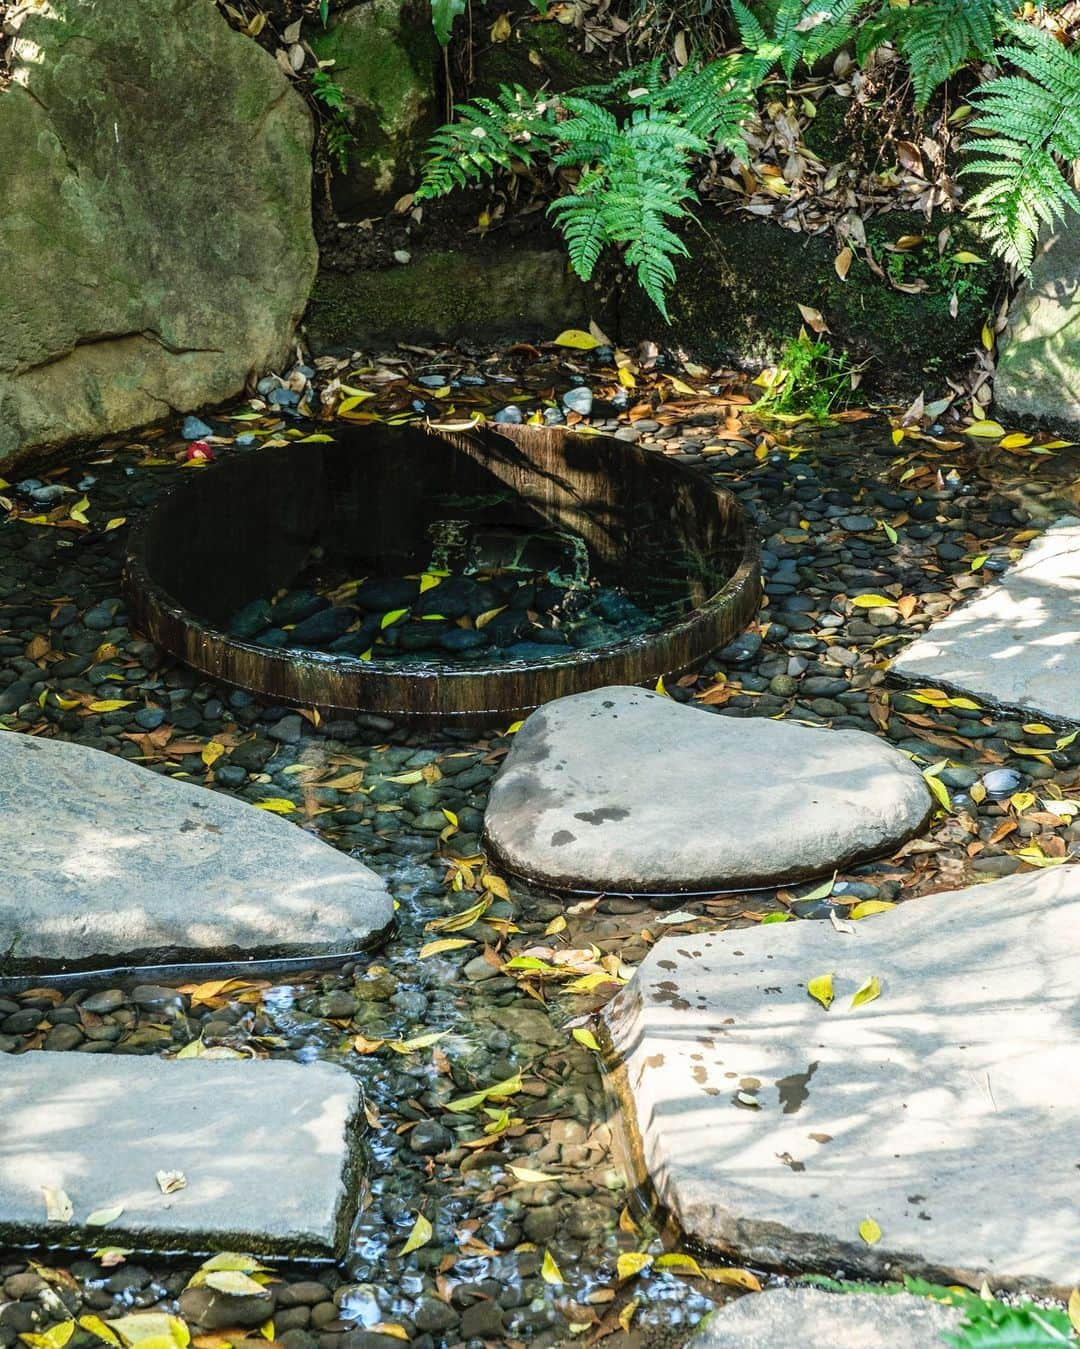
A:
123;423;762;725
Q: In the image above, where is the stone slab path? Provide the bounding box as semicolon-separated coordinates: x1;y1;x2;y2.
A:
893;517;1080;724
688;1288;964;1348
604;865;1080;1292
0;1053;360;1255
0;732;393;973
484;686;932;893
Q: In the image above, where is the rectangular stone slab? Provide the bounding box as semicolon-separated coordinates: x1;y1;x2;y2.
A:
604;866;1080;1293
0;1054;360;1256
892;517;1080;723
0;732;393;974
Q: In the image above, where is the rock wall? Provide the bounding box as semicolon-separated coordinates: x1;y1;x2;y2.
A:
994;226;1080;436
0;0;318;474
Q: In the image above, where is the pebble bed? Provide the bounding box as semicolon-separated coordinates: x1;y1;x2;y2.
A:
1;346;1078;1349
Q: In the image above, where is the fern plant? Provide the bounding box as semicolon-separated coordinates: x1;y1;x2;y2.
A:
415;62;759;318
856;0;1011;107
961;22;1080;270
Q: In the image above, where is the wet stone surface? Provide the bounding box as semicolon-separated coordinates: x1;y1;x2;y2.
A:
0;343;1078;1345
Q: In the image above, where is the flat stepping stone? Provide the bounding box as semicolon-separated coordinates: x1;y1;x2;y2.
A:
604;865;1080;1292
893;517;1080;723
688;1288;964;1347
484;686;931;893
0;733;393;973
0;1053;360;1255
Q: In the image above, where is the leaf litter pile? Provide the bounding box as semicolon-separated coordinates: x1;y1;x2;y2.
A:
1;334;1079;1347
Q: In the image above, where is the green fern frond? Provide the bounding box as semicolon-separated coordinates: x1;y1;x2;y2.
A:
733;0;866;80
889;0;1010;107
961;22;1080;270
415;85;557;200
653;53;762;155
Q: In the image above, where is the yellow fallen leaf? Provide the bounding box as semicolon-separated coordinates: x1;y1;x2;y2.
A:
88;700;134;713
572;1027;601;1051
201;741;225;768
807;973;834;1010
1022;723;1053;735
399;1212;433;1256
999;432;1033;449
78;1317;122;1348
952;250;984;264
507;1165;558;1183
553;329;600;349
964;419;1005;438
850;976;881;1009
666;375;699;396
834;246;853;280
387;1030;448;1054
980;321;994;351
859;1216;882;1244
1068;1288;1080;1335
380;608;408;628
20;1323;75;1349
419;937;474;958
545;915;567;936
851;593;893;608
849;900;897;919
541;1249;564;1284
702;1266;762;1291
367;1328;408;1344
202;1272;271;1297
618;1300;639;1332
654;1252;705;1277
337;392;376;413
254;798;296;813
616;1251;653;1280
69;496;90;525
107;1316;190;1349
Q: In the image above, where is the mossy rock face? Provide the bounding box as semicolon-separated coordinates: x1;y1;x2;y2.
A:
310;0;439;216
0;0;316;474
994;225;1080;436
469;11;597;97
616;210;994;395
305;247;589;349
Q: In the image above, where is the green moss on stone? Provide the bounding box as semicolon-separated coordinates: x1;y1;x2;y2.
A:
470;13;597;97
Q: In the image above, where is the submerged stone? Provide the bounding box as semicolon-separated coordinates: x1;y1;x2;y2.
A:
484;686;931;893
688;1289;964;1348
605;865;1080;1292
0;732;393;973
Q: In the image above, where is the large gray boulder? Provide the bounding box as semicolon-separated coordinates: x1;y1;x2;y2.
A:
893;517;1080;723
484;686;932;893
0;1054;360;1256
0;0;318;475
995;225;1080;435
604;865;1080;1294
0;732;393;973
688;1289;965;1348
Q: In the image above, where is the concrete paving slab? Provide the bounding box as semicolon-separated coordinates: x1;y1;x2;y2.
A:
0;1052;360;1255
688;1288;965;1348
604;865;1080;1293
484;686;932;893
0;732;393;973
892;517;1080;723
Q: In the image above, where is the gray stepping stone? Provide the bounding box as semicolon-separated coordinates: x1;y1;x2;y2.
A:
893;517;1080;723
484;686;931;893
604;865;1080;1293
0;1053;360;1255
0;732;392;973
688;1288;964;1348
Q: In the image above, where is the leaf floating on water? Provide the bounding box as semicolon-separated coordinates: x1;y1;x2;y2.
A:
850;976;881;1009
86;1205;125;1227
963;420;1005;438
419;937;475;958
78;1316;122;1347
654;1252;705;1277
380;608;408;629
20;1322;75;1349
540;1249;564;1285
387;1030;448;1054
572;1027;601;1051
155;1170;187;1195
807;973;834;1010
203;1271;271;1297
399;1212;433;1256
107;1315;190;1349
702;1266;762;1291
618;1300;639;1332
859;1216;882;1245
42;1186;73;1223
616;1251;653;1280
